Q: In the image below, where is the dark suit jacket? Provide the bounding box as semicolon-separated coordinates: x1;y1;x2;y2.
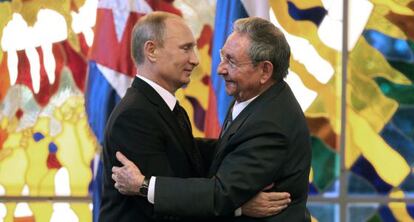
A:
154;80;312;221
99;77;207;222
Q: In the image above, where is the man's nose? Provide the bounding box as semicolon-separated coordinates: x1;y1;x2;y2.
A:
217;61;228;76
189;49;199;66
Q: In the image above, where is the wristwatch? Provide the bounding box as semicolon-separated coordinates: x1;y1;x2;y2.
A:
138;176;150;197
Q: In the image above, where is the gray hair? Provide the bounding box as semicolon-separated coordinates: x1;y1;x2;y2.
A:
131;12;180;65
233;17;291;81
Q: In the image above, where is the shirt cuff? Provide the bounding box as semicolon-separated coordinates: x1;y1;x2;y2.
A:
147;176;156;204
235;207;242;216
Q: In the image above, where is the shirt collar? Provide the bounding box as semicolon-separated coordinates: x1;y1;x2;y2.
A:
137;75;177;111
232;95;259;120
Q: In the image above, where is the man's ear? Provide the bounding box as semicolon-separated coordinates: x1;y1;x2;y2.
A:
260;61;274;84
144;41;157;62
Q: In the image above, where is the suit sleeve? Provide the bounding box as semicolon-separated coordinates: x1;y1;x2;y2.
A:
154;121;288;217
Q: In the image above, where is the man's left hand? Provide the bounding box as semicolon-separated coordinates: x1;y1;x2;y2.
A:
241;183;290;217
112;151;145;195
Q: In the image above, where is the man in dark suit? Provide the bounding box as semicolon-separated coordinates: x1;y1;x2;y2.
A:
112;16;312;221
100;12;291;222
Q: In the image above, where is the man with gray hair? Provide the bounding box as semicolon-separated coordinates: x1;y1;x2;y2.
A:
112;16;311;221
101;12;292;222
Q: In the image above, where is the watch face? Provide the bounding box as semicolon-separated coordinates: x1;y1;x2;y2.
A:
139;187;148;196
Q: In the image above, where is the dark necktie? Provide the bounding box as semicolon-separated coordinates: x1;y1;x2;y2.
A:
219;109;233;138
173;102;204;175
173;102;191;134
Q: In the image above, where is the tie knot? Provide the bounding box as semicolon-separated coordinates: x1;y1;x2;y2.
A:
173;102;189;130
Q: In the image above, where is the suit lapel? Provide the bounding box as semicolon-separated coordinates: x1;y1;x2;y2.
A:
210;100;256;173
132;77;187;145
132;77;203;175
157;104;205;176
209;81;288;175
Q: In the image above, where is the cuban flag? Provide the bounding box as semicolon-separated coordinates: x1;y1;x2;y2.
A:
85;1;181;221
205;0;270;137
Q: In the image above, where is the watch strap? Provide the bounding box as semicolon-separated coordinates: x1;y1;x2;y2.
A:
138;176;150;197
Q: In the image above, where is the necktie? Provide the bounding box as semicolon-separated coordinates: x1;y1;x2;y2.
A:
220;110;233;138
173;102;191;133
173;102;204;175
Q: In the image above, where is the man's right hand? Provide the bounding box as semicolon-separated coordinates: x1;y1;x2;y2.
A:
241;184;291;218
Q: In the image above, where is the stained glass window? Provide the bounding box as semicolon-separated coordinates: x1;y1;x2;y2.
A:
1;0;413;221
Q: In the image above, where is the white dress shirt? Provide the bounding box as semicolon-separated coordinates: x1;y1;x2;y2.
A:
231;95;258;121
137;75;176;111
